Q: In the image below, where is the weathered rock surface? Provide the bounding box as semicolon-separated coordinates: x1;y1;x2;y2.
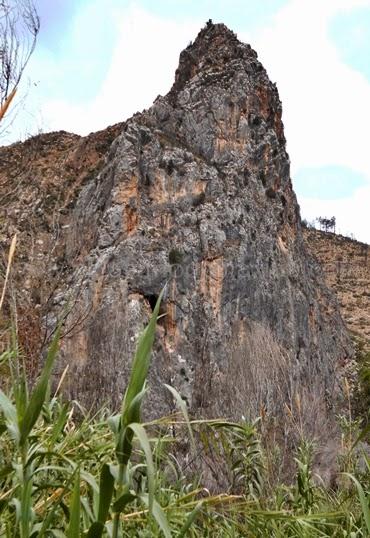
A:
304;228;370;352
0;124;123;366
1;24;353;450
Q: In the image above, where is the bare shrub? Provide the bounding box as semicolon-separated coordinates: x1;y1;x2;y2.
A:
0;0;40;127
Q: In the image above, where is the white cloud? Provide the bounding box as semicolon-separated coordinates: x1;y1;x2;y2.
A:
246;0;370;242
248;0;370;176
30;4;200;136
5;3;199;139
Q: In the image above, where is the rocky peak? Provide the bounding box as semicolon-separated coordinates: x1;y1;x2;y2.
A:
169;22;258;98
159;22;285;153
0;24;353;473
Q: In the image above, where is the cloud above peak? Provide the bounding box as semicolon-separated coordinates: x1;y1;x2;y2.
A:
24;4;200;136
247;0;370;242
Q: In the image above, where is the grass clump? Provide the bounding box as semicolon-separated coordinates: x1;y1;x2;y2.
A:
168;248;184;265
0;293;369;536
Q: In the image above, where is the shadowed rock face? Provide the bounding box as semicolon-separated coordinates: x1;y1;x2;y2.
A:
1;24;352;449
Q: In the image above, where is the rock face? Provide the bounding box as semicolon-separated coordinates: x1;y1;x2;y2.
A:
1;24;352;447
304;228;370;352
0;124;123;368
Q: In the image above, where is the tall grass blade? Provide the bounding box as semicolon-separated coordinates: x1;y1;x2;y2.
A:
19;326;61;446
140;495;172;538
87;464;115;537
116;389;146;465
122;289;164;414
97;464;114;523
164;384;195;449
0;234;17;311
112;491;136;513
20;478;33;538
0;390;20;443
128;422;155;513
343;473;370;533
178;501;203;538
49;402;69;447
67;468;81;538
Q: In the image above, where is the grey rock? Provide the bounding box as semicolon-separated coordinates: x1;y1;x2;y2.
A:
58;25;352;452
1;24;353;462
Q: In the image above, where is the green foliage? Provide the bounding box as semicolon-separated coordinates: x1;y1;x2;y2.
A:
344;467;370;536
0;294;175;537
198;419;264;497
67;468;81;537
358;350;370;411
353;340;370;430
0;292;369;536
293;441;316;513
168;248;183;265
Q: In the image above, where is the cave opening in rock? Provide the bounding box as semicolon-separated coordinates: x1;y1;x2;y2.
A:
145;294;158;312
143;293;167;326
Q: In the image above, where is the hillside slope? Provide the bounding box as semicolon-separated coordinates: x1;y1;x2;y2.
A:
304;228;370;352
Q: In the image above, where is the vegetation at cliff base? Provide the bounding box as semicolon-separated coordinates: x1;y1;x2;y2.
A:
0;297;369;537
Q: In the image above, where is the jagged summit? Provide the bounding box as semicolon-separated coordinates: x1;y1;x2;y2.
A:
151;21;285;169
168;22;263;103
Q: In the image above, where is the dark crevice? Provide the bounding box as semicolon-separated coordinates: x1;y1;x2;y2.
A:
144;293;158;312
143;293;166;326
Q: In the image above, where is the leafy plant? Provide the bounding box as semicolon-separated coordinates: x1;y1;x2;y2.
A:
293;441;316;513
168;248;183;265
0;288;369;536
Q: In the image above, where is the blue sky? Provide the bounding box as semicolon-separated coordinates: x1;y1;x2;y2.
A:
4;0;370;242
294;166;368;200
330;5;370;82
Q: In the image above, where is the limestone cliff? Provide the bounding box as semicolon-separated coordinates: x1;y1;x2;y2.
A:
304;228;369;352
0;24;352;450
